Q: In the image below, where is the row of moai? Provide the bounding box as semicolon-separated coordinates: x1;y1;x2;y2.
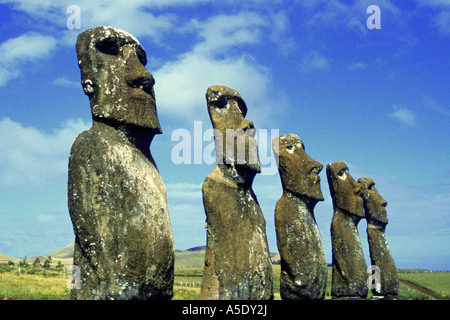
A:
200;87;400;300
68;27;399;300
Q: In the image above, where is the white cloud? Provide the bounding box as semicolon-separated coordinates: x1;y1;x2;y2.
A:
191;12;265;57
0;66;19;88
436;10;450;33
415;0;450;8
297;0;400;32
421;95;450;117
269;11;296;56
414;0;450;33
52;76;80;88
0;117;91;189
0;32;56;63
166;183;202;202
389;106;417;126
1;0;180;44
154;54;271;119
348;62;367;71
300;50;331;72
0;32;57;86
153;12;278;127
79;3;177;40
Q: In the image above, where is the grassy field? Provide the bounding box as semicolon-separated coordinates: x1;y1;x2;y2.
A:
1;263;448;300
0;273;70;300
1;246;448;300
398;270;450;299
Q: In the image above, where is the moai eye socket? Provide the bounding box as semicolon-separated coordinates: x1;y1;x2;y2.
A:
212;98;228;110
95;37;121;55
134;45;147;66
95;37;147;66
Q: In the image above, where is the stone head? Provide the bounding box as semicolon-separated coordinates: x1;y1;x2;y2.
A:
358;178;388;225
326;162;364;218
273;134;324;202
206;85;261;173
76;26;161;133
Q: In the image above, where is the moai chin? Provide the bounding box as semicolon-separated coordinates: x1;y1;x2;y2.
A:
273;134;328;300
327;162;368;299
68;26;174;300
358;177;399;297
200;85;273;300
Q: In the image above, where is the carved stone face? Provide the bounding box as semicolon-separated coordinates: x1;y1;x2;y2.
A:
326;162;364;218
76;26;161;132
358;178;388;225
206;85;261;173
273;134;324;201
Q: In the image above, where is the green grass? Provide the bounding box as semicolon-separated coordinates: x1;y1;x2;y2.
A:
398;270;450;299
398;281;432;300
172;287;201;300
174;250;206;268
0;273;70;300
1;264;448;300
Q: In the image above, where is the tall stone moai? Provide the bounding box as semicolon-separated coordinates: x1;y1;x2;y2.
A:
327;162;368;299
273;134;327;300
358;178;399;297
68;27;174;300
200;85;273;300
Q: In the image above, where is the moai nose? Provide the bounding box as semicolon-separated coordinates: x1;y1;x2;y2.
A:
123;44;155;93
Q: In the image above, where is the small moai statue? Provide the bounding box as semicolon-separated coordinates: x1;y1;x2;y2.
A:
327;162;368;299
200;85;273;300
68;27;174;300
273;134;328;300
358;178;399;297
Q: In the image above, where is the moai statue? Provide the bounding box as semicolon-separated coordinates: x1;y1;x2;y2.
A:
68;27;174;300
327;162;367;299
200;85;273;300
358;178;399;297
273;134;328;300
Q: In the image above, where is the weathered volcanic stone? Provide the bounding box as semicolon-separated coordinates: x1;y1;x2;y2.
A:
200;86;273;300
359;177;399;297
68;26;174;300
273;134;327;300
327;162;368;299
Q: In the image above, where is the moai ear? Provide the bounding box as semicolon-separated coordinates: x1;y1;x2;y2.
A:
81;79;94;96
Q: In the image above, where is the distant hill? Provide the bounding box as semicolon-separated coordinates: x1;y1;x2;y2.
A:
1;244;282;267
176;248;206;267
0;253;20;264
44;243;74;259
186;246;206;252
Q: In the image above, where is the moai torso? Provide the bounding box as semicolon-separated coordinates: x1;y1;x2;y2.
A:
273;134;327;300
201;168;273;300
359;178;399;297
200;86;273;300
68;27;174;300
327;162;367;299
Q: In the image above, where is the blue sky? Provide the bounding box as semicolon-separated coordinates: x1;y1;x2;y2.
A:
0;0;449;270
